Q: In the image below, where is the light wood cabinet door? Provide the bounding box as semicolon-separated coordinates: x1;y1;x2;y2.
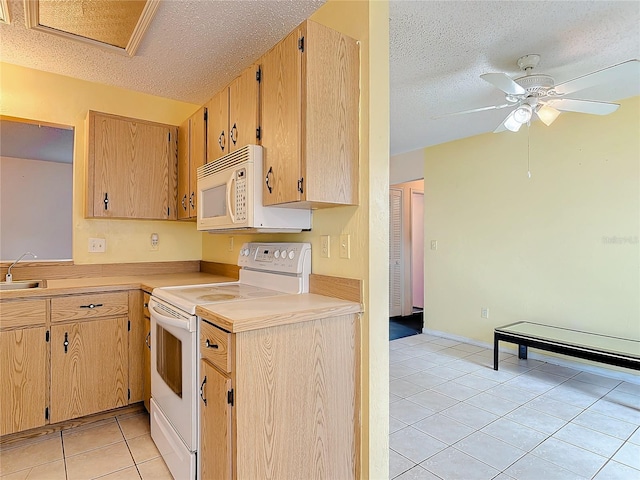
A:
177;116;191;220
199;359;232;480
206;89;230;162
143;314;151;412
260;20;359;208
260;27;303;206
178;107;206;220
229;64;260;154
87;111;178;220
0;327;47;435
50;317;128;423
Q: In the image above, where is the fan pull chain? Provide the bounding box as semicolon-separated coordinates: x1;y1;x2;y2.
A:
527;122;532;178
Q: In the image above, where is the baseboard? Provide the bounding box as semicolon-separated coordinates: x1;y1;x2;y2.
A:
421;327;640;385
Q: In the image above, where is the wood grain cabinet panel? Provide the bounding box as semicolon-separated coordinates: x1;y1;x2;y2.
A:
50;317;128;423
206;64;260;164
0;327;48;435
142;292;151;412
199;359;232;480
51;292;128;322
86;111;178;220
178;106;206;220
0;299;47;329
260;20;359;208
200;320;231;373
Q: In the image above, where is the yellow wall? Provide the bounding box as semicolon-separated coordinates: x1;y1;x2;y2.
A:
423;96;640;346
0;62;202;263
201;1;390;477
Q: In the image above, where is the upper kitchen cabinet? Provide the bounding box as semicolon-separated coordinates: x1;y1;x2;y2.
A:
207;64;260;163
260;20;359;208
86;111;178;220
178;107;206;220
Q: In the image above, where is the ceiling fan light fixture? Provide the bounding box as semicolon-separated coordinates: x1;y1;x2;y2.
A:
537;105;561;126
513;104;533;124
503;112;523;132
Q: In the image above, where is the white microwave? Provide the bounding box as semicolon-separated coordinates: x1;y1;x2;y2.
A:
197;145;311;233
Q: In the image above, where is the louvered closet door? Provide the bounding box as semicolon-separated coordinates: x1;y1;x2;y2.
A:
389;188;403;317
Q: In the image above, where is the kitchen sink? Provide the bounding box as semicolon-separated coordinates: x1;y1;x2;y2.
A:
0;280;46;291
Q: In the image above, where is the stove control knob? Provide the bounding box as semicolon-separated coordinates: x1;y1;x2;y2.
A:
281;249;287;258
288;250;295;260
243;248;250;256
274;250;280;259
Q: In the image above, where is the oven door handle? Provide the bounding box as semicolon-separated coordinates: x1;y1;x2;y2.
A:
151;306;194;332
227;175;236;224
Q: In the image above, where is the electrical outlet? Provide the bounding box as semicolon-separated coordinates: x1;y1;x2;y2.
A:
431;240;438;250
150;233;159;251
88;238;106;253
228;237;234;252
320;235;330;258
481;307;489;319
339;234;351;259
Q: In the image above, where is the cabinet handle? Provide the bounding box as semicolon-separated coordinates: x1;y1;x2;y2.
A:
189;192;195;209
181;194;187;211
200;376;207;406
63;332;69;353
145;331;151;349
103;193;109;210
205;339;219;349
230;123;238;145
79;303;103;309
265;166;273;194
218;131;226;151
143;303;149;308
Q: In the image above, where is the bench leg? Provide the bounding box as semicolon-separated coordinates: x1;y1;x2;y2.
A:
494;335;499;370
518;344;528;359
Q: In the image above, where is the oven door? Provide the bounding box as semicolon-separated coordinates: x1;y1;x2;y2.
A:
150;297;198;451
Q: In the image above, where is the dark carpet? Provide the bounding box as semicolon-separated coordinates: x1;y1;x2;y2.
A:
389;310;423;340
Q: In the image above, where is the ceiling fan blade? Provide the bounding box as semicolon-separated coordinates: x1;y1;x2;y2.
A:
536;105;561;126
494;109;522;133
433;103;512;119
552;59;640;96
547;98;620;115
481;73;526;95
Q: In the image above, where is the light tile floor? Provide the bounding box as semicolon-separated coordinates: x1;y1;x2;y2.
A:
390;333;640;480
0;411;172;480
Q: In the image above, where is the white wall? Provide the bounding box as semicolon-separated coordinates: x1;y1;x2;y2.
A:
390;149;423;184
0;156;72;260
423;96;640;345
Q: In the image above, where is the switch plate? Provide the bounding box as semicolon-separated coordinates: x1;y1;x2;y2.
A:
339;234;351;259
431;240;438;250
320;235;330;258
481;307;489;319
88;238;106;253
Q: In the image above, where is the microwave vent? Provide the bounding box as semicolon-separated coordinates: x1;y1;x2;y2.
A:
198;145;261;178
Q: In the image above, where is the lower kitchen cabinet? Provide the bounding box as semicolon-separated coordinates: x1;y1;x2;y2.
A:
0;327;48;435
50;317;128;423
143;292;151;412
199;313;358;479
199;359;232;480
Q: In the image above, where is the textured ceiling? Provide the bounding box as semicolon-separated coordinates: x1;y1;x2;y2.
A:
0;0;324;104
1;1;638;156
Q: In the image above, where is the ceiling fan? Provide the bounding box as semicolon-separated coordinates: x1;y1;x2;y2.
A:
439;55;639;133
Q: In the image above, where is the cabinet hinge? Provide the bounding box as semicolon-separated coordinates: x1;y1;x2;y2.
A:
256;126;261;140
298;36;304;52
168;132;171;142
297;177;304;194
256;67;261;82
45;407;49;421
45;330;50;342
204;108;208;122
128;320;131;331
128;389;131;400
227;389;234;406
167;207;170;216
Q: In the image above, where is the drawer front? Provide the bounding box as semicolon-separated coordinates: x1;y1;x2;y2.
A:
51;292;128;322
200;320;231;373
143;292;151;318
0;299;48;330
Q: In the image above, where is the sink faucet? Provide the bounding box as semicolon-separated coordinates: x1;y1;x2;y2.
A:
5;252;37;283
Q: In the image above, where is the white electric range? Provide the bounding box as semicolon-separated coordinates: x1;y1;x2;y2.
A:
149;242;311;480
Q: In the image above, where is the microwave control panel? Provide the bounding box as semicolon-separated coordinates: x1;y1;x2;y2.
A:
235;168;247;222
